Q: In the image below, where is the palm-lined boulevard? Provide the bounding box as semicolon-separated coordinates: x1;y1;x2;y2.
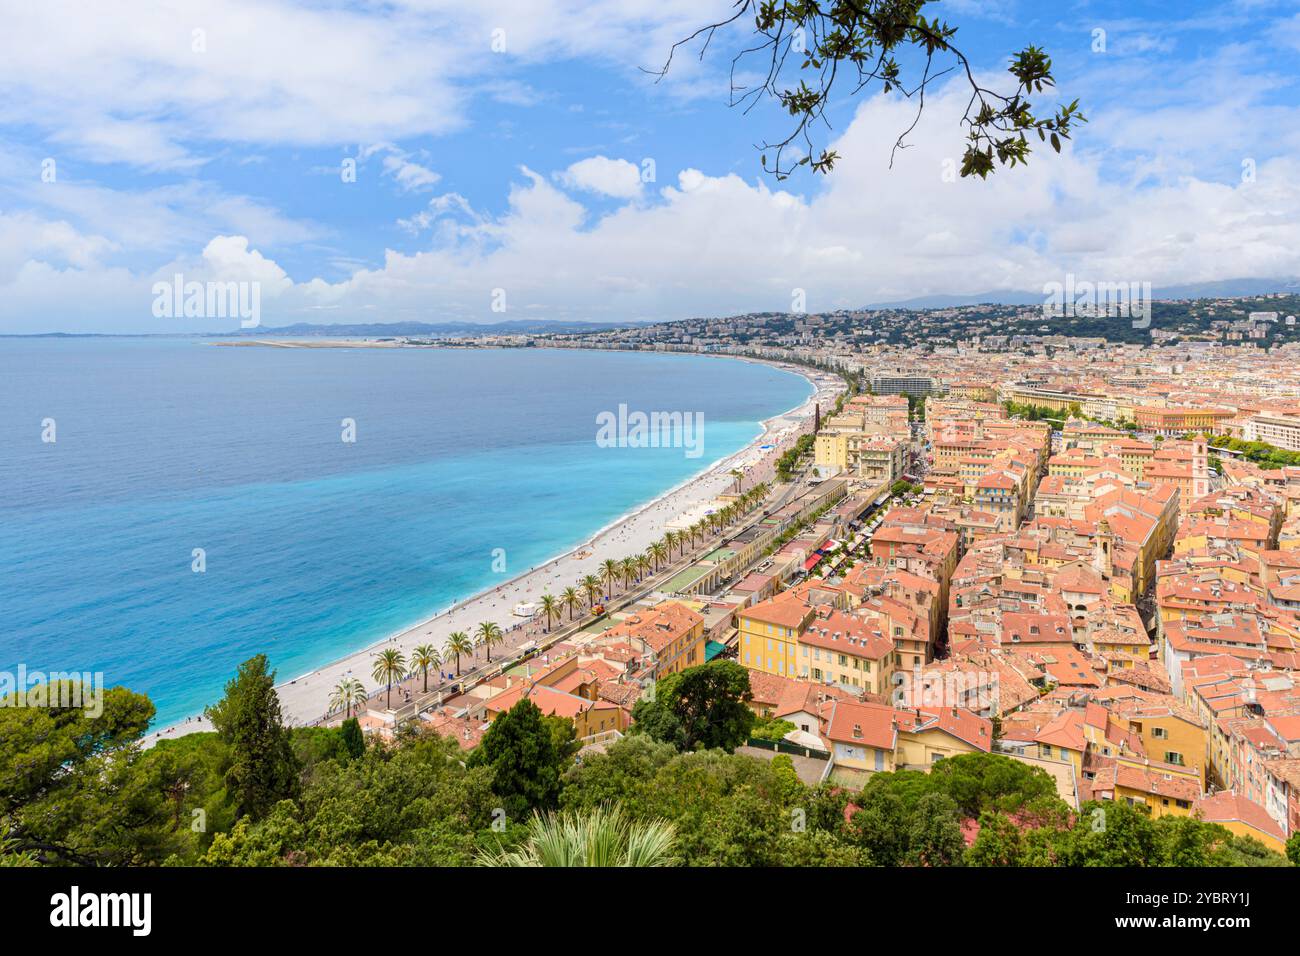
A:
324;483;772;727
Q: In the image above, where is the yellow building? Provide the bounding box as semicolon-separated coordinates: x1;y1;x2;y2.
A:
1196;791;1289;855
739;590;814;679
1092;756;1200;818
797;610;896;694
1116;700;1209;787
739;592;897;694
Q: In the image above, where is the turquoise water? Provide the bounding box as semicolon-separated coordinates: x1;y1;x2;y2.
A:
0;340;811;726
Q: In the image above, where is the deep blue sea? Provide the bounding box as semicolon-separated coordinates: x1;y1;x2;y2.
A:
0;340;810;726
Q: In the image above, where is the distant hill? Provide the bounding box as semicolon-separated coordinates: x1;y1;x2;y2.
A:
865;278;1300;311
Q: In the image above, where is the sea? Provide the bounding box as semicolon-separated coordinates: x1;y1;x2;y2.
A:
0;339;812;726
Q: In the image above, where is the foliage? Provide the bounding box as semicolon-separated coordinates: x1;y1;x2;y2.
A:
1202;432;1300;470
477;804;677;867
467;699;575;819
7;668;1294;869
661;0;1082;181
340;718;366;760
750;716;798;742
631;660;756;753
205;654;301;821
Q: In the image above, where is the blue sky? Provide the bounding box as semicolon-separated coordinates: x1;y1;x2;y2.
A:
2;0;1299;333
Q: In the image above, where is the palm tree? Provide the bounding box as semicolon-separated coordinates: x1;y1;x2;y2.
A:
476;805;677;867
476;620;504;662
664;529;680;558
580;574;603;610
371;648;407;709
445;631;473;676
599;558;621;597
539;594;559;633
621;556;639;587
730;467;744;493
329;677;368;718
636;553;652;580
648;541;668;570
560;586;582;621
410;643;441;693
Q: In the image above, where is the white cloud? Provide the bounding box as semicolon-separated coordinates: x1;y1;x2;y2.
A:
0;0;728;169
4;58;1300;333
557;156;644;199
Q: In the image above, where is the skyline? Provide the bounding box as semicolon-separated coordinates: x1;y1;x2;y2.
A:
3;0;1300;333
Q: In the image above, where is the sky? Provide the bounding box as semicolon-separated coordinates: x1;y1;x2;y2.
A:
2;0;1300;333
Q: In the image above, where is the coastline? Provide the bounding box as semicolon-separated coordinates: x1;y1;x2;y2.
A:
150;350;840;741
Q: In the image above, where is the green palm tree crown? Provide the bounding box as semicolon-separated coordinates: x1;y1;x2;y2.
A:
476;805;677;868
600;558;621;594
581;574;602;608
561;586;581;619
371;648;407;709
539;595;558;631
445;631;473;676
329;678;354;717
347;678;368;714
410;643;441;693
475;621;504;662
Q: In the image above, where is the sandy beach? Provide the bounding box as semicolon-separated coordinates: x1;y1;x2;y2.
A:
151;353;841;742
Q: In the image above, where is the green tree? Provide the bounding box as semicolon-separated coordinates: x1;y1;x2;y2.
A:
631;660;756;753
468;699;573;818
328;676;368;718
1288;831;1300;867
409;643;441;693
847;789;909;866
965;811;1029;867
905;792;966;866
581;573;604;610
0;681;183;865
370;648;407;709
475;621;504;663
538;595;559;633
600;558;622;596
340;718;365;760
560;585;582;621
205;654;301;821
648;540;668;570
1052;799;1159;867
751;716;797;742
444;631;473;676
622;556;639;587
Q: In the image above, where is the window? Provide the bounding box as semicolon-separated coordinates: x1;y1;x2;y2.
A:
1152;727;1168;739
1164;752;1184;766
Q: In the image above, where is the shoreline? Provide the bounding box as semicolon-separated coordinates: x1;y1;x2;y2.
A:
150;350;840;741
